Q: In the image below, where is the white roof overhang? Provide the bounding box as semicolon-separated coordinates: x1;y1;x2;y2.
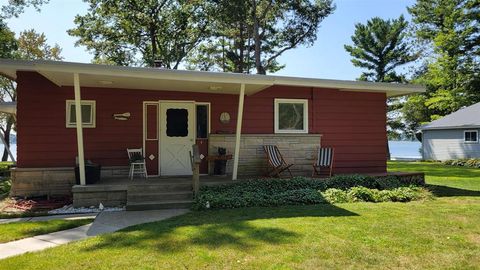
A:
0;59;425;97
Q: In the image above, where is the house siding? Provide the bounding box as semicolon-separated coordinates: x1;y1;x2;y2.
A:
423;129;480;160
16;71;388;174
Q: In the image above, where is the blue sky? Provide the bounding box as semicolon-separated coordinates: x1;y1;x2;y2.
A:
2;0;416;80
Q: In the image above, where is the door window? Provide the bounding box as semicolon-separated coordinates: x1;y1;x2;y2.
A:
166;108;188;137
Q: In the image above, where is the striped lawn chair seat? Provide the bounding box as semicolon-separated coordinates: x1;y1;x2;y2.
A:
263;145;294;178
312;147;334;178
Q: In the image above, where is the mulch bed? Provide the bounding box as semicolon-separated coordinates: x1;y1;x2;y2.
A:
0;196;72;213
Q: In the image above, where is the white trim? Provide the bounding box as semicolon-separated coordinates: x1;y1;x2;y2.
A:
143;101;160;177
195;102;211;138
66;100;96;128
464;130;479;143
274;98;309;134
232;84;245;180
73;73;86;186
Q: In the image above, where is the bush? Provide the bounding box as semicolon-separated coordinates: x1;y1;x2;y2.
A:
443;158;480;168
322;188;349;203
0;178;11;197
322;186;432;203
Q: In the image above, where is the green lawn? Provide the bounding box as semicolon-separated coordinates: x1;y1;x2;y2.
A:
0;219;93;243
0;161;479;269
388;161;480;196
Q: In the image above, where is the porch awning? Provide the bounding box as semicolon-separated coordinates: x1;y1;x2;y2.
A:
0;59;425;97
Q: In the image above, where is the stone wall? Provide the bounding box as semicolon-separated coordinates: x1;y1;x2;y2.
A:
10;166;129;197
208;134;322;177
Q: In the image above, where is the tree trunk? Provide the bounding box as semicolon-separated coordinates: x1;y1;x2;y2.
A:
150;26;157;67
252;0;265;75
2;117;13;161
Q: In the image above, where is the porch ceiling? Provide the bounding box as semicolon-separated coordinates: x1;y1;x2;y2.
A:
0;59;426;97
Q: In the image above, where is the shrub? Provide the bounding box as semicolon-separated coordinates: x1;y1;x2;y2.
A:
322;188;348;203
347;186;379;202
443;158;480;168
0;178;11;197
322;186;432;204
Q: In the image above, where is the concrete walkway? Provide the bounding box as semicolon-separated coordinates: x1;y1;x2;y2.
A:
0;209;189;260
0;213;98;224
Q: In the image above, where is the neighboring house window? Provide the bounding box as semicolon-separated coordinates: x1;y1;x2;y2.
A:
66;100;96;128
274;99;308;133
464;130;478;143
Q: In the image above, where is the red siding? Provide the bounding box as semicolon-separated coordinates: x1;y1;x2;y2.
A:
16;71;387;173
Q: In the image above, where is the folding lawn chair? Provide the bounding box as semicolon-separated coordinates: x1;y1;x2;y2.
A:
263;145;294;178
312;147;334;178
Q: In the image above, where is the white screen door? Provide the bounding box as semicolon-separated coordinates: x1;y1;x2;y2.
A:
159;102;195;176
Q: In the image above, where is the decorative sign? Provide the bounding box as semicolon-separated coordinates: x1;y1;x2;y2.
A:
113;112;131;121
220;112;230;124
149;154;155;160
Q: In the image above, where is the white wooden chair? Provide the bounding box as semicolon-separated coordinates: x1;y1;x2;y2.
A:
127;148;148;180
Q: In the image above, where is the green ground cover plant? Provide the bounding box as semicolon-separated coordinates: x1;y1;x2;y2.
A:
193;175;427;210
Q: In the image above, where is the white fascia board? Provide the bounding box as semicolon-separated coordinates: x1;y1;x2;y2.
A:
0;59;426;95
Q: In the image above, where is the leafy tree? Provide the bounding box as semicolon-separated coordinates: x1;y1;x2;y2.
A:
0;0;48;19
344;16;418;158
0;29;62;161
404;0;480;130
68;0;210;68
187;0;334;74
0;21;17;58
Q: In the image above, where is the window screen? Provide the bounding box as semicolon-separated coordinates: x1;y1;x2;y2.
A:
196;105;208;139
166;108;188;137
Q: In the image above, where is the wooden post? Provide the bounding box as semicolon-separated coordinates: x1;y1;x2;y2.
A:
232;83;245;180
190;144;201;197
74;73;86;186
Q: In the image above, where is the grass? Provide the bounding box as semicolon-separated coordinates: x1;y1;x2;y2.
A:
0;219;93;243
0;161;478;269
388;161;480;196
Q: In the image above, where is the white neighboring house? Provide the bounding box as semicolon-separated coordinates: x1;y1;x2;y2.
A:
421;102;480;160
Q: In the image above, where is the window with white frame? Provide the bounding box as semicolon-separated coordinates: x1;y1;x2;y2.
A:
464;130;478;143
274;99;308;133
66;100;96;128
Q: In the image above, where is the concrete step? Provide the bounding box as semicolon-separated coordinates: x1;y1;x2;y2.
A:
126;200;193;211
127;191;193;202
127;182;192;193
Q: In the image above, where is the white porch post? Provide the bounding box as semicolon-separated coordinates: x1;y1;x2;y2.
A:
232;83;245;180
73;73;86;186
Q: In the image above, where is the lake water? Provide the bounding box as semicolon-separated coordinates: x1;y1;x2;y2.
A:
0;143;16;161
389;141;422;159
0;142;422;162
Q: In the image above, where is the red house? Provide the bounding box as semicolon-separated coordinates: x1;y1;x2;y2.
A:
0;60;424;208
